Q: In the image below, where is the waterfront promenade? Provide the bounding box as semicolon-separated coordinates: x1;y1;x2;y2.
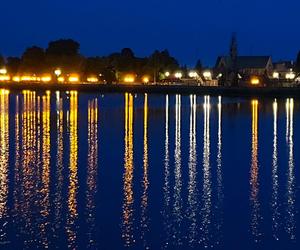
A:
1;82;300;97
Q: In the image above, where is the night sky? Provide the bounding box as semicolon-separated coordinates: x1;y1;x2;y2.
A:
1;0;300;66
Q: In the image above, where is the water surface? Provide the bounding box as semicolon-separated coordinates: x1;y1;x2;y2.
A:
0;90;299;249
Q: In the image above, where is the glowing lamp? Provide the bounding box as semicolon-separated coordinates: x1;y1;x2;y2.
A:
165;72;170;77
142;76;150;83
124;74;135;83
58;76;65;83
54;69;62;77
87;76;99;83
188;71;198;78
251;77;260;85
203;71;212;80
273;72;279;79
0;68;7;74
174;72;182;79
12;76;20;82
68;74;80;83
0;75;10;81
286;72;296;80
41;75;52;83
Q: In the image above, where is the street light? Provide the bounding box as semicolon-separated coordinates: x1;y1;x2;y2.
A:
174;72;182;79
0;68;7;75
165;71;170;77
203;71;212;80
188;71;198;78
54;69;62;77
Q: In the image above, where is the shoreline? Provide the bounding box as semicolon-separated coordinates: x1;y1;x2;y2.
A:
1;82;300;97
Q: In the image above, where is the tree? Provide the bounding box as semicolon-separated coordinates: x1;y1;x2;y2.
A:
46;39;80;56
0;54;4;67
145;49;179;82
6;57;21;74
45;39;84;72
19;46;46;73
195;59;202;72
295;51;300;73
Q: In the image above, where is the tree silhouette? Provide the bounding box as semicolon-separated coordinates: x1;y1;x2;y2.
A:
195;59;202;72
19;46;46;73
6;57;21;74
45;39;84;73
0;54;4;67
295;51;300;73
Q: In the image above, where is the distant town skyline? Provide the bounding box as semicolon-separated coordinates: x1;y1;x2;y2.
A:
1;0;300;66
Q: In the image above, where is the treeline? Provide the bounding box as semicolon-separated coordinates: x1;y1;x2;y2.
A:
0;39;203;82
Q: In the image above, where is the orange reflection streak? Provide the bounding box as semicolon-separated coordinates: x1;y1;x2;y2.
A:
67;91;79;249
13;95;20;215
14;91;43;247
187;95;198;246
286;98;295;239
40;91;51;248
250;100;261;241
86;98;99;248
0;89;9;229
122;93;135;246
141;94;149;247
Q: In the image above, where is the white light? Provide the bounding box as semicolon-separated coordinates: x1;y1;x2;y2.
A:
165;71;170;77
174;72;182;79
54;69;62;77
286;72;296;80
188;71;198;78
273;72;279;79
203;71;212;80
0;68;7;74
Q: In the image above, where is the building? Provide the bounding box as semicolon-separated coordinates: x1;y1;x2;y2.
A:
215;56;273;86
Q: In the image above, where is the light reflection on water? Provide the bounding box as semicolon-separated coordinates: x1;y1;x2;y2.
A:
250;99;262;242
0;90;298;249
0;90;9;244
271;99;279;240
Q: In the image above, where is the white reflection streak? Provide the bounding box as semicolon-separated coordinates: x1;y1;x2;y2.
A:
86;98;98;248
215;96;223;244
202;95;211;246
286;98;295;240
271;99;279;240
286;99;290;142
187;95;198;246
163;95;171;248
54;93;64;241
173;94;182;244
141;94;149;248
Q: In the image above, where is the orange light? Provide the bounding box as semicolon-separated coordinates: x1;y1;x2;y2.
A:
12;76;21;82
58;76;65;83
142;76;150;84
41;75;52;83
0;75;10;81
68;74;80;83
251;77;260;85
87;76;99;83
21;75;38;82
124;74;135;83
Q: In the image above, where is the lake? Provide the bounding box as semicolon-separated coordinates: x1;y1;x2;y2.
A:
0;90;299;249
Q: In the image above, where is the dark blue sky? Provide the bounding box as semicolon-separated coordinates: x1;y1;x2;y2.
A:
1;0;299;66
